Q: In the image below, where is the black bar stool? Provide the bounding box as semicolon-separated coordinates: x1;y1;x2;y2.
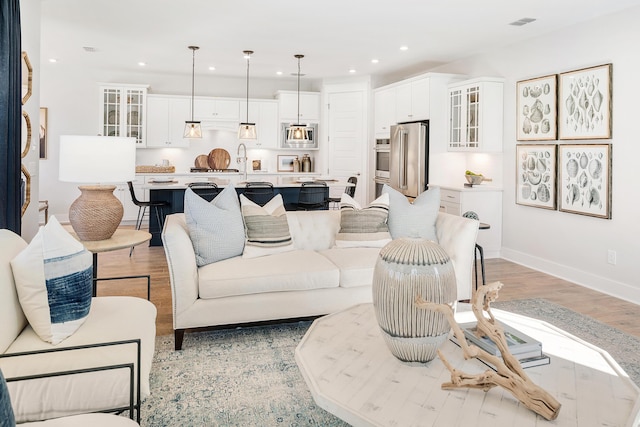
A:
463;211;489;290
127;181;169;256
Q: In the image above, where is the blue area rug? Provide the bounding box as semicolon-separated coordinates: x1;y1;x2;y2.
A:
141;299;640;426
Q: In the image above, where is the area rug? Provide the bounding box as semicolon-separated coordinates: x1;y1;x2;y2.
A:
141;299;640;426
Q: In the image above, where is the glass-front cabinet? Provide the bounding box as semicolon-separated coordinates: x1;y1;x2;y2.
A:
98;83;149;147
447;77;503;152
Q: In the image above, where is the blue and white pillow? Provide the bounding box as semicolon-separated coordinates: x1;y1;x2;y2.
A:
383;184;440;241
0;369;15;427
10;216;93;345
185;186;246;266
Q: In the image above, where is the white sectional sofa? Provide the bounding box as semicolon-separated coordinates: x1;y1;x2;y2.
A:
162;209;479;350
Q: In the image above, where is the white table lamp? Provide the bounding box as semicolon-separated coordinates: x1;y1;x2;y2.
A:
59;135;136;241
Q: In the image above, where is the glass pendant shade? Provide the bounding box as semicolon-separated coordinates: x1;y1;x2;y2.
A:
287;54;310;143
184;121;202;138
185;45;202;139
238;123;257;139
238;50;257;140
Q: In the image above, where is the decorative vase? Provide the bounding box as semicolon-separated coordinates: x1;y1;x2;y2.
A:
372;238;457;363
69;185;123;241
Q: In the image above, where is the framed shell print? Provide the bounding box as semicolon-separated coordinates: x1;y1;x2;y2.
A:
516;75;557;141
558;144;611;219
516;144;557;210
558;64;612;140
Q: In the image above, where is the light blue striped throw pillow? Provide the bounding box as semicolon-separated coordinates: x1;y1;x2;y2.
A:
0;369;15;427
335;193;392;248
185;186;246;266
10;217;93;345
383;184;440;241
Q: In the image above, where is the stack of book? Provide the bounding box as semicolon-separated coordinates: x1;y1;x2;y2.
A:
451;322;550;370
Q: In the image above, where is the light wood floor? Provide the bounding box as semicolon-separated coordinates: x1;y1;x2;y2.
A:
96;236;640;339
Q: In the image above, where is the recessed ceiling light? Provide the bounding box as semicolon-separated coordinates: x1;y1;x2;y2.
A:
138;62;146;66
509;17;536;26
276;71;283;76
349;69;356;74
400;46;408;51
208;66;216;71
371;59;379;64
48;58;58;63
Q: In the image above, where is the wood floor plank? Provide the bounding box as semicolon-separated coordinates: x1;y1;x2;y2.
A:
94;236;640;339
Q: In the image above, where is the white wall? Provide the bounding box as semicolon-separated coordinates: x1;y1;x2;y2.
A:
20;0;41;240
431;7;640;304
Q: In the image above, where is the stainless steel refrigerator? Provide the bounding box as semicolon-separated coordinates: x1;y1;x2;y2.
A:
389;122;429;198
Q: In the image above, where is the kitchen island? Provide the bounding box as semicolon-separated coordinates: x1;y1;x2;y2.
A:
143;177;353;246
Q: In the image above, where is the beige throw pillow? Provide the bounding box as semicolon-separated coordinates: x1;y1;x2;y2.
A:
335;193;392;248
240;194;295;259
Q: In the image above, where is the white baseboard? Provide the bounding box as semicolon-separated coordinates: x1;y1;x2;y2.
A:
501;247;640;306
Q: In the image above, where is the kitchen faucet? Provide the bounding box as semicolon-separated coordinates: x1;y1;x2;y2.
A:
237;142;248;181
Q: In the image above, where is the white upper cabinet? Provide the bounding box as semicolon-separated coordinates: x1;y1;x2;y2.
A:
146;95;191;148
239;100;279;148
395;77;430;123
276;91;320;123
193;98;240;122
374;87;396;138
447;77;504;152
98;83;149;147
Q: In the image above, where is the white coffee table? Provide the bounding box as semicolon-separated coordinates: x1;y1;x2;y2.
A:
295;303;640;427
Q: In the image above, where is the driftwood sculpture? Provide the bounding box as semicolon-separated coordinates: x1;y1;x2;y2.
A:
415;281;561;421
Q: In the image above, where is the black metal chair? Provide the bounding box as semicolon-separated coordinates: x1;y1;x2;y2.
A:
188;182;220;202
242;182;275;206
296;181;329;211
127;181;169;256
328;176;357;209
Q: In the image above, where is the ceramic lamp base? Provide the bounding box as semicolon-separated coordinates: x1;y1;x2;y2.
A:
69;185;123;241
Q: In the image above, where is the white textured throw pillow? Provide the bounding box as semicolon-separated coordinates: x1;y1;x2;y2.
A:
185;186;246;266
383;184;440;241
240;194;295;259
10;217;93;345
335;193;392;248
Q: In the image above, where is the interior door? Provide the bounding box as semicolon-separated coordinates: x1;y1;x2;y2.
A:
327;90;366;205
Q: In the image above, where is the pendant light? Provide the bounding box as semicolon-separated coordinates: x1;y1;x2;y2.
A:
287;54;309;143
238;50;257;139
184;45;202;139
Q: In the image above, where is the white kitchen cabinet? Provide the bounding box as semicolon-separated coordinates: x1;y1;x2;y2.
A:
374;87;396;138
193;98;240;121
239;100;279;148
438;187;502;258
447;77;504;152
98;83;149;147
395;77;430;123
146;95;191;148
276;91;320;123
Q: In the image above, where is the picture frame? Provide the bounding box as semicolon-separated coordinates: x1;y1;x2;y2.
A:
516;144;557;210
277;155;296;172
516;74;557;141
558;144;611;219
252;159;261;171
39;107;48;159
558;64;612;140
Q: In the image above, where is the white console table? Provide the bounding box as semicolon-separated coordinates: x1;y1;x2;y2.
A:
295;303;640;427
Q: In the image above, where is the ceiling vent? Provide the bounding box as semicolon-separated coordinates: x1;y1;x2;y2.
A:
82;46;97;52
509;17;536;26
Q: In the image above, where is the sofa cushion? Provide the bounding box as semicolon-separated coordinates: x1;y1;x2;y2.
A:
286;210;341;251
10;217;93;345
0;230;28;355
198;250;339;299
20;413;140;426
0;368;15;427
240;194;295;259
335;193;391;248
383;184;440;241
319;248;381;288
185;186;245;266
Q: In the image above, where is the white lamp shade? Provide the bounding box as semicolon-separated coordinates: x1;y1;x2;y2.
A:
59;135;136;183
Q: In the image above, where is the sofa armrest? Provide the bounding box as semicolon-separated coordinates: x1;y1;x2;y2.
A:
1;339;140;422
162;214;199;327
435;212;479;301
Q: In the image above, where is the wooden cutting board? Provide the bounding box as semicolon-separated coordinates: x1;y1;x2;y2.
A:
194;155;209;168
207;149;231;170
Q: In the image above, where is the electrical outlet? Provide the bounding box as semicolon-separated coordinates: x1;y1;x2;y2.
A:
607;249;617;265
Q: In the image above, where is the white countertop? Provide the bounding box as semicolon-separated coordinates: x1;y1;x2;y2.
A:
432;183;503;192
